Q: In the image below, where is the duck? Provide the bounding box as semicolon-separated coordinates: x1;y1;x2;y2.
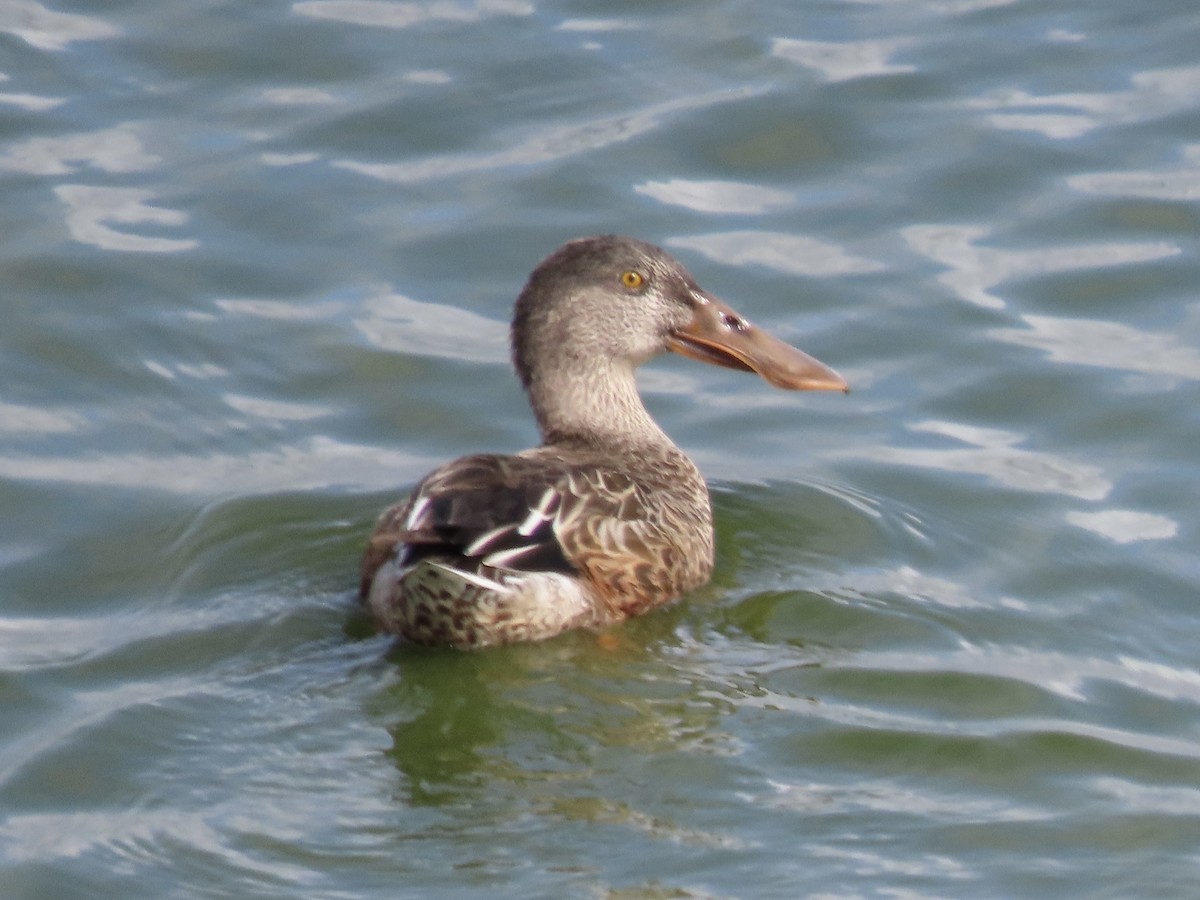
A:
360;235;847;649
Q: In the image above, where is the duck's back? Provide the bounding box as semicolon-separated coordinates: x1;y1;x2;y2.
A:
360;445;714;647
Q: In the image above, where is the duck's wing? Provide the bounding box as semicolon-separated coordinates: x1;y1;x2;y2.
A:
359;453;669;609
360;454;576;598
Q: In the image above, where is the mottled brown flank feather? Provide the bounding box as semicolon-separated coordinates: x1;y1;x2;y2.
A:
534;448;713;615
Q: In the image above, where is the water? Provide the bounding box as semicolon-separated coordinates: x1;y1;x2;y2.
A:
2;0;1199;896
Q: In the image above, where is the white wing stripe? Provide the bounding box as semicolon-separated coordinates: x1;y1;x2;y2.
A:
465;524;517;557
429;561;512;593
481;545;541;569
518;486;559;536
404;494;432;530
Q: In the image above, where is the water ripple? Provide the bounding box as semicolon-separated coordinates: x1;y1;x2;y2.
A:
0;400;84;435
0;73;63;111
670;231;882;277
353;288;507;363
844;420;1111;500
221;394;332;423
967;65;1200;139
55;185;197;254
0;0;118;50
1065;509;1179;544
1069;144;1200;201
994;314;1200;382
0;438;437;494
334;87;759;184
771;36;915;83
635;178;793;215
904;224;1178;309
293;0;532;30
0;125;158;176
753;777;1048;822
555;18;636;33
845;645;1200;707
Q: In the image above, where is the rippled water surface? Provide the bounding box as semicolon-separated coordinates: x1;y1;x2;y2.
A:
3;0;1200;896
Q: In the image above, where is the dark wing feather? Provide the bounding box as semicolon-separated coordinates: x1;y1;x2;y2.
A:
359;454;578;599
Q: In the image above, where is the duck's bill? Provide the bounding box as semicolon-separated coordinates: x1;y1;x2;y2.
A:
667;293;849;392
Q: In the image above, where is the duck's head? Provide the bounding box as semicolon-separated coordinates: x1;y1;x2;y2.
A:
512;234;848;393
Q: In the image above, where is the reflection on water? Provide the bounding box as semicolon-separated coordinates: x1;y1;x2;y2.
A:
0;77;63;111
55;185;197;253
221;394;331;422
0;401;83;435
845;564;995;610
0;0;118;50
967;65;1200;139
1;124;196;252
0;125;157;175
554;17;637;34
355;288;507;363
670;230;882;277
1065;509;1178;544
843;645;1200;708
904;224;1178;310
294;0;533;30
847;420;1111;500
214;297;346;321
634;178;793;214
994;314;1200;381
334;87;760;185
0;808;213;867
1070;144;1200;200
260;87;339;107
771;36;915;83
0;438;435;493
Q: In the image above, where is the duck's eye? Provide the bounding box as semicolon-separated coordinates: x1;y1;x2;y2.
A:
619;270;645;290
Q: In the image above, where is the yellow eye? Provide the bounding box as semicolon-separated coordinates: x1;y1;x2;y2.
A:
619;270;645;290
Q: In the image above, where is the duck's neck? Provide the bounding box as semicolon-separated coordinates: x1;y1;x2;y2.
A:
525;358;674;451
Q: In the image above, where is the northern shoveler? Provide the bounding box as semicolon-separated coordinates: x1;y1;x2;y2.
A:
360;235;847;648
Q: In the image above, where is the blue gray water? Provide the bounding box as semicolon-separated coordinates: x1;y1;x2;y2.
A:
2;0;1199;896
